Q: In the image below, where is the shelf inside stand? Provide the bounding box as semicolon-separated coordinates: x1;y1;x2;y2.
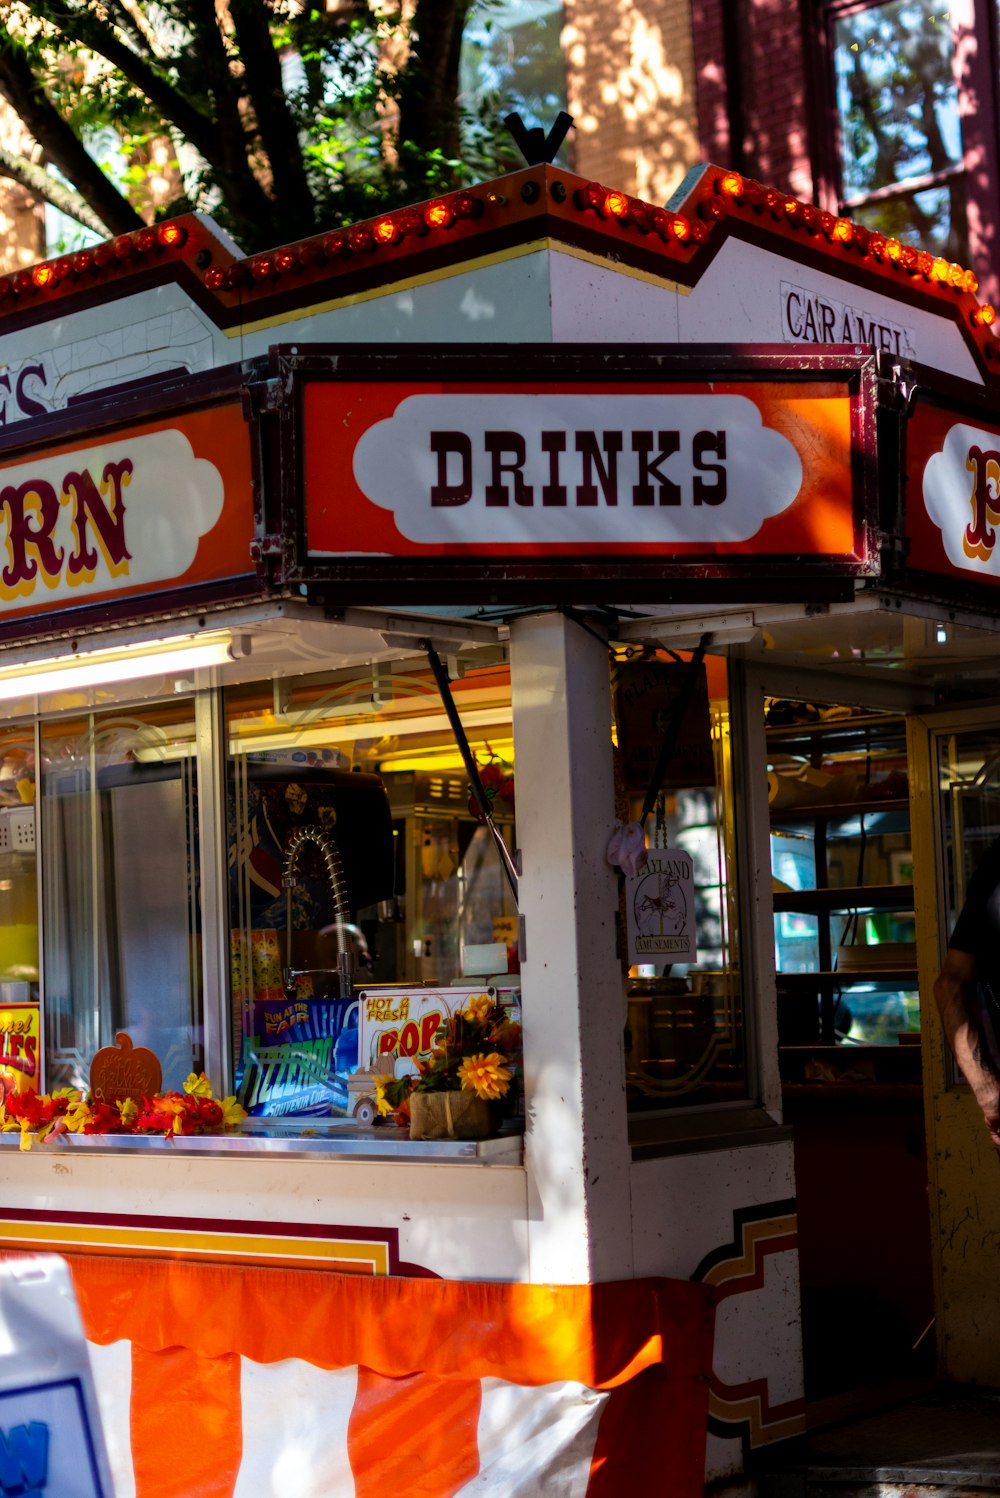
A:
769;797;910;826
776;968;918;987
772;883;914;914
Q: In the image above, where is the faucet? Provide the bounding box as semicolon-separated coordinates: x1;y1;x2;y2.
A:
282;824;352;999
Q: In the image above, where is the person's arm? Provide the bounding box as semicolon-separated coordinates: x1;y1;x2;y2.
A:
934;947;1000;1147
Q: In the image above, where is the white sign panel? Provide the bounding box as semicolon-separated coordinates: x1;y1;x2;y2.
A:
0;429;223;607
352;393;802;546
626;847;697;965
923;420;1000;575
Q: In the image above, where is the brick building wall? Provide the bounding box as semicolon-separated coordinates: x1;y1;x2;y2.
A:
690;0;814;201
563;0;701;204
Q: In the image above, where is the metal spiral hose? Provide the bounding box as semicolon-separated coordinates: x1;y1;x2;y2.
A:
282;823;352;996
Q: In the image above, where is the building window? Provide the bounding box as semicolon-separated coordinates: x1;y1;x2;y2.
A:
828;0;968;262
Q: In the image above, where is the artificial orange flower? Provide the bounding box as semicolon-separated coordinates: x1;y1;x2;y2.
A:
457;1052;513;1100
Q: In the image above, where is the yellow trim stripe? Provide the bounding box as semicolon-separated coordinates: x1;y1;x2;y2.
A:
0;1222;390;1273
224;237;688;338
709;1388;806;1447
701;1214;798;1287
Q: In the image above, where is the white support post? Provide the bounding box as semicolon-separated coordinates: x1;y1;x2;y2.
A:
510;611;634;1284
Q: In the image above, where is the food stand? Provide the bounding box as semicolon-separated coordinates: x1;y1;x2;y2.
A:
0;161;999;1490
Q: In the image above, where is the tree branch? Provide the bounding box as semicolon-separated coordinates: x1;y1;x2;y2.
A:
395;0;471;167
26;1;223;166
0;37;144;234
228;0;315;233
0;143;111;237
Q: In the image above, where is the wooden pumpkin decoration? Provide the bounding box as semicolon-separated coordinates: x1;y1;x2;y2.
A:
90;1032;162;1107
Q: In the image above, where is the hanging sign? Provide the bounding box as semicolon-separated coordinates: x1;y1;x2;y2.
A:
906;395;1000;586
613;659;715;794
289;352;878;587
626;847;697;965
0;387;257;629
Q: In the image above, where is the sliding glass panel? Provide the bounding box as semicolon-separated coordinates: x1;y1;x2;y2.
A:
41;706;201;1092
225;660;518;1121
0;727;39;1096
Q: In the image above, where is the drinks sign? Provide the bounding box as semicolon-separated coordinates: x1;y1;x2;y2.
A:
301;375;867;566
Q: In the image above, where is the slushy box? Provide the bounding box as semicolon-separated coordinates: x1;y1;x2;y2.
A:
237;984;521;1119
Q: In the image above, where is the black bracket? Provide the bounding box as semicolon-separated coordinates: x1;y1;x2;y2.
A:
504;110;574;166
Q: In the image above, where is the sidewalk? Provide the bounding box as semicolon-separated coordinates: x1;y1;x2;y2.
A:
756;1387;1000;1497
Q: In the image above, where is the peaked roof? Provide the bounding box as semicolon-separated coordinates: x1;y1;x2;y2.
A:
2;163;996;377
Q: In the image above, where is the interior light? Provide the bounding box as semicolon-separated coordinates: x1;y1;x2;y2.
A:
0;635;238;704
936;625;949;644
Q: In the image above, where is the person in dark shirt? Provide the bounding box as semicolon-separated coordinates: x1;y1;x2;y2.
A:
934;837;1000;1148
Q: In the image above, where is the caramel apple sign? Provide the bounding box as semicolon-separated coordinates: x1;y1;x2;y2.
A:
352;394;803;546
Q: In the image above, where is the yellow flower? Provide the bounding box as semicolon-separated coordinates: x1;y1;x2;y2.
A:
458;1052;512;1101
183;1072;213;1098
463;992;493;1025
220;1096;247;1129
64;1099;94;1134
374;1076;394;1116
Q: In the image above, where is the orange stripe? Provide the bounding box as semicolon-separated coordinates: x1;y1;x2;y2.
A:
54;1254;714;1391
131;1344;242;1498
588;1365;711;1498
349;1369;480;1498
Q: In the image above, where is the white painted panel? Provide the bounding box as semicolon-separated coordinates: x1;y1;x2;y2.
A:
0;287;221;425
235;1359;357;1498
87;1339;135;1498
238;251;555;355
548;249;682;343
630;1140;796;1278
0;1153;531;1282
677;238;982;382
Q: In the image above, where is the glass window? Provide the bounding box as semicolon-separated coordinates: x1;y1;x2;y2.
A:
225;661;519;1122
612;653;748;1112
0;728;39;1098
831;0;967;262
41;705;202;1093
767;701;917;1080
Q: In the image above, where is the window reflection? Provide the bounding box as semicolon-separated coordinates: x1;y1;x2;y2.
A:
612;654;748;1112
41;708;202;1093
832;0;966;261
